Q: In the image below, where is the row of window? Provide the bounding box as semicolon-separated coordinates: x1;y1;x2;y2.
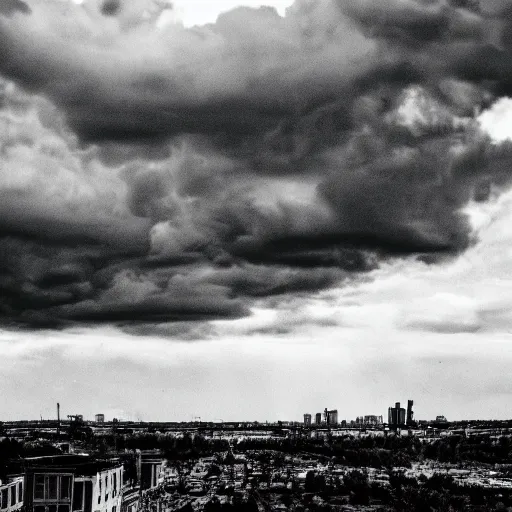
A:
97;469;121;505
34;475;72;502
34;505;70;512
0;481;23;510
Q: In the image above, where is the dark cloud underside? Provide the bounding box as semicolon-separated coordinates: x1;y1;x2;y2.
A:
0;0;31;17
0;0;512;332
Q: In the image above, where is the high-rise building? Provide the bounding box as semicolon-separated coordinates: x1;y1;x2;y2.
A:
327;410;338;425
315;413;322;425
363;415;383;425
95;414;105;423
303;414;312;426
388;402;407;427
406;400;414;426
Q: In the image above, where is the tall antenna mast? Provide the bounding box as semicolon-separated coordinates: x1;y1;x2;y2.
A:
57;403;60;439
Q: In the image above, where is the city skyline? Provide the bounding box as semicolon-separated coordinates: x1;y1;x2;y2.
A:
3;0;512;422
0;395;495;424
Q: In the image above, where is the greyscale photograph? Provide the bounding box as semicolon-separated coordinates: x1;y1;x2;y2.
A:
2;0;512;510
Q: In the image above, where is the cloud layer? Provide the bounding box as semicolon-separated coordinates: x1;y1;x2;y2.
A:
2;0;512;330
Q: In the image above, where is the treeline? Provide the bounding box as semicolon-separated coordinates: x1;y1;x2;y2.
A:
336;469;512;512
235;436;421;468
234;434;512;467
4;431;512;470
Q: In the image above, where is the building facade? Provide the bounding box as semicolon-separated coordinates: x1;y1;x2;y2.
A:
303;414;312;427
21;455;123;512
315;413;322;425
406;400;414;426
139;452;164;491
363;415;383;425
327;410;338;425
26;468;74;512
95;415;105;424
388;402;406;427
91;466;123;512
0;477;24;512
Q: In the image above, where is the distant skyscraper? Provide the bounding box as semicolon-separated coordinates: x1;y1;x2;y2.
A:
327;410;338;425
388;401;407;426
315;413;322;425
406;400;414;426
303;414;312;426
363;415;383;425
95;414;105;423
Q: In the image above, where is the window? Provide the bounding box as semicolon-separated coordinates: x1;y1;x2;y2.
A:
113;473;117;497
2;488;9;509
48;504;57;512
10;486;16;505
58;505;70;512
60;477;71;500
34;506;45;512
18;483;22;504
47;476;58;500
34;475;72;502
73;482;83;512
34;476;45;500
84;482;93;512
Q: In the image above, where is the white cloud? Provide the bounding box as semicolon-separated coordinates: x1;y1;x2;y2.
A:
478;97;512;143
168;0;293;27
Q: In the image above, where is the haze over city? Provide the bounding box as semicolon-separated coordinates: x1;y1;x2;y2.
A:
2;0;512;423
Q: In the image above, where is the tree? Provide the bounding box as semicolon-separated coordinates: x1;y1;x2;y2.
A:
343;470;370;506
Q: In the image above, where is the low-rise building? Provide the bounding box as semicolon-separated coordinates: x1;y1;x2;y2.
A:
20;455;123;512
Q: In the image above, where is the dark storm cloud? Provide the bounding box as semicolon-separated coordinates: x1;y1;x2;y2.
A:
101;0;121;16
1;0;512;331
0;0;31;16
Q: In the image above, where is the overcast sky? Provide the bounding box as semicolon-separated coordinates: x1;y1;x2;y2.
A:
2;0;512;423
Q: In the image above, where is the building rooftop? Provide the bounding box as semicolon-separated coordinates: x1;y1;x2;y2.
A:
9;454;122;477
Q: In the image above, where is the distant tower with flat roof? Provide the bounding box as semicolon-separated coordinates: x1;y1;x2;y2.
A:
406;400;414;426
